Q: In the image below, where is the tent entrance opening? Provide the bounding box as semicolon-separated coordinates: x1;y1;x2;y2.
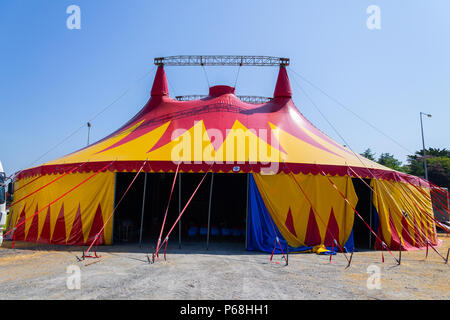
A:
113;172;247;245
351;178;375;249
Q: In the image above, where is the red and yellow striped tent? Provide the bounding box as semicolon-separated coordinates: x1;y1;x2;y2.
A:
8;65;439;251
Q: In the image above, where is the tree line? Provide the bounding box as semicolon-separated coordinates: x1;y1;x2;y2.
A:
360;147;450;189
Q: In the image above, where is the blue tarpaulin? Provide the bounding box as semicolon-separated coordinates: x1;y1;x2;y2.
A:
247;174;354;254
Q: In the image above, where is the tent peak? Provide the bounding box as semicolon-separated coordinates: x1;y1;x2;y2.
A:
273;66;292;98
151;65;169;97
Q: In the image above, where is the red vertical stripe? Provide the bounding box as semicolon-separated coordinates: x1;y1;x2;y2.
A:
401;215;415;249
25;205;39;242
85;204;105;245
67;204;84;245
304;207;321;247
14;205;27;241
39;207;52;244
284;207;297;237
324;208;340;247
51;204;66;244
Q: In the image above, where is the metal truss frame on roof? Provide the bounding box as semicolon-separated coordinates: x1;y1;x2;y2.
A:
175;95;273;104
154;55;289;67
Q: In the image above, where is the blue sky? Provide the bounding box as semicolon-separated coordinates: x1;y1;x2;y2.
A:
1;0;449;175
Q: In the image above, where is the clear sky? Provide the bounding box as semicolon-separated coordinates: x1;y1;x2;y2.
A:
1;0;449;175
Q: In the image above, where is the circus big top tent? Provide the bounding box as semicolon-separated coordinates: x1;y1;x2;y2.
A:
6;56;440;254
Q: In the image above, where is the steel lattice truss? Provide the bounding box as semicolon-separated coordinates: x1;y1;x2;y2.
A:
154;55;289;66
235;95;273;103
175;95;272;104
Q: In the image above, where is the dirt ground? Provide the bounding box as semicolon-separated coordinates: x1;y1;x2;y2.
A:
0;235;448;300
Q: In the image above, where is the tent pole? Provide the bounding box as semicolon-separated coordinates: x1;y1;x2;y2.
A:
369;183;373;249
245;173;250;250
139;173;148;247
178;173;182;249
207;172;214;250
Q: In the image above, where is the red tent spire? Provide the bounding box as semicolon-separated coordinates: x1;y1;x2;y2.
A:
273;66;292;98
151;65;169;97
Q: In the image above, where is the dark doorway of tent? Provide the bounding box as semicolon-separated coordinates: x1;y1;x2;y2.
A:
113;172;247;247
351;178;377;250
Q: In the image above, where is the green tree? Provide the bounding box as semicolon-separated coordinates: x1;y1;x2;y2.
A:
405;148;449;189
377;153;405;171
360;148;376;161
425;148;450;157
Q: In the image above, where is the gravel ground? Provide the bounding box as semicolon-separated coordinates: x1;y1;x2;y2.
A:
0;235;448;300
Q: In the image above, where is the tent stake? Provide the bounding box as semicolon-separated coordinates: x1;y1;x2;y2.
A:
345;250;354;269
329;242;334;263
286;246;289;266
425;240;449;263
445;248;449;264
